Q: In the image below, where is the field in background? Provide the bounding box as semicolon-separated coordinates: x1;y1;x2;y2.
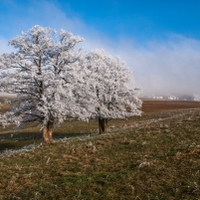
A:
0;99;200;152
142;99;200;113
1;99;200;152
0;100;200;199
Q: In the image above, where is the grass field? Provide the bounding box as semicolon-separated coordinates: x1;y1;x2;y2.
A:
0;100;200;199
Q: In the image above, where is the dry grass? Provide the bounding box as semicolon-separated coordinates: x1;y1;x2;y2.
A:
0;100;200;199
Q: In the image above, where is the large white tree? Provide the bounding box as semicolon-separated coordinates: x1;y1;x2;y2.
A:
83;50;142;134
0;25;92;144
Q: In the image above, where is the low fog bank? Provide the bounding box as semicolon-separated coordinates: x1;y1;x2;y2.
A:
1;33;200;99
116;35;200;97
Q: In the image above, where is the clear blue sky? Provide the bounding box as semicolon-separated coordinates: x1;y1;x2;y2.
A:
0;0;200;96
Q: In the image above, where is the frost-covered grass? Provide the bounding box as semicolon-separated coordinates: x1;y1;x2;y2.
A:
0;119;99;153
0;106;200;199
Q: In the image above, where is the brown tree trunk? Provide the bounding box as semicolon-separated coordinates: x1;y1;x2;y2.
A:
98;118;108;134
42;119;54;144
43;126;49;144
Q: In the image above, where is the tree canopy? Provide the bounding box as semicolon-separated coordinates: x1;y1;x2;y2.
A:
0;25;142;142
83;50;142;133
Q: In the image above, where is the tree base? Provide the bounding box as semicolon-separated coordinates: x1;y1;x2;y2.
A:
42;124;54;145
42;140;56;145
98;118;108;134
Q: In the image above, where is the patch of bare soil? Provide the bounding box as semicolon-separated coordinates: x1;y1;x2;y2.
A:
142;99;200;113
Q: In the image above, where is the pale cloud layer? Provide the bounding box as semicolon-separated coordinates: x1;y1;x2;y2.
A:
116;36;200;96
0;0;199;96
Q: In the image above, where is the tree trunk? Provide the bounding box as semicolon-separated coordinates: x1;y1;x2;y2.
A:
98;118;108;134
42;120;54;144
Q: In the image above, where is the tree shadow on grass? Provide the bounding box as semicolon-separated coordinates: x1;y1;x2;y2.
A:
0;131;42;152
0;138;41;153
0;131;94;152
0;143;16;151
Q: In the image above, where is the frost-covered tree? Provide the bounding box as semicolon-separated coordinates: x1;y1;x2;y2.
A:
83;50;142;134
0;25;92;144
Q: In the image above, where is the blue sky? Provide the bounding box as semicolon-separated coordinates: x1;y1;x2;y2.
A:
0;0;200;96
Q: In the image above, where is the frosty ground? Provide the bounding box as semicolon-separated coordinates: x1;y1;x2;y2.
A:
0;100;200;199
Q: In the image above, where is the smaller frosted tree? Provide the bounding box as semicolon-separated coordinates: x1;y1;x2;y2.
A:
0;25;91;144
83;50;142;134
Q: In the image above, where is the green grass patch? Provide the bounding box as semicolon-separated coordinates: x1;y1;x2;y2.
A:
0;109;200;199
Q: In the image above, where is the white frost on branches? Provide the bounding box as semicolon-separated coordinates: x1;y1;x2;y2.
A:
0;25;142;135
83;50;142;120
0;25;89;128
